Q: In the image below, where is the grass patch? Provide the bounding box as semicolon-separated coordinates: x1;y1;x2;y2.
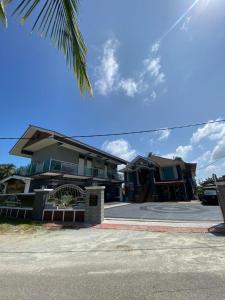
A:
0;217;44;234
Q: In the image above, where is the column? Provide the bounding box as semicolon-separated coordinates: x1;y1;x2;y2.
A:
32;189;53;221
84;186;105;224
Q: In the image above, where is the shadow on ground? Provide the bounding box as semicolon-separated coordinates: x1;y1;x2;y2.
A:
208;223;225;236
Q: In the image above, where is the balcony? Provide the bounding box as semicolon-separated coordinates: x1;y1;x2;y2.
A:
24;159;123;181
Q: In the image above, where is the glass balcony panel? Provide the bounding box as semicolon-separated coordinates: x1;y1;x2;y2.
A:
60;161;78;175
85;167;92;176
35;162;44;174
50;160;61;172
24;159;123;180
43;159;51;173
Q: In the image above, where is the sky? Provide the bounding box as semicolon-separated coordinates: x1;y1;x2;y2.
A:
1;0;225;181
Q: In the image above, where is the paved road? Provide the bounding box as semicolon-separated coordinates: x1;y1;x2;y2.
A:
1;229;225;299
105;202;223;221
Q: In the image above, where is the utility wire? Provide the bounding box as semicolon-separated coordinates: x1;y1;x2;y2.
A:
197;157;225;171
0;119;224;140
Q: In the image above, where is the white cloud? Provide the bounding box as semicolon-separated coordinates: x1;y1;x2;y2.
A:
95;38;140;97
151;42;160;53
200;161;225;180
190;119;225;161
151;91;157;100
211;137;225;160
95;37;166;100
95;39;119;95
145;57;161;77
194;150;211;167
156;129;171;141
144;56;166;85
119;78;138;97
180;16;191;32
163;145;192;160
102;139;137;161
155;72;165;85
191;119;225;144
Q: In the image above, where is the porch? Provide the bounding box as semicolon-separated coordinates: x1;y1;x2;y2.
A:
155;180;187;201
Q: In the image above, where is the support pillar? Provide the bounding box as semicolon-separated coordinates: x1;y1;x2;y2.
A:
32;189;53;221
85;186;105;224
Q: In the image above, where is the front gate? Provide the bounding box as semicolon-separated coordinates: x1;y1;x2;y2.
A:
42;184;86;223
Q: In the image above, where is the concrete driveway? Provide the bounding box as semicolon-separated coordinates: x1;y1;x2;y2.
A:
105;202;223;222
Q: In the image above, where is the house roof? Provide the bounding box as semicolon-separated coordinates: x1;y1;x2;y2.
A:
120;155;158;172
0;175;32;184
9;125;128;165
148;154;184;167
121;154;197;175
149;154;197;173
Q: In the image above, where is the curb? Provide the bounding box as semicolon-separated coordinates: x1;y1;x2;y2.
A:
94;223;225;234
43;222;225;234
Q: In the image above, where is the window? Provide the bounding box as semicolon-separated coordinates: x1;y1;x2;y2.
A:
162;167;174;180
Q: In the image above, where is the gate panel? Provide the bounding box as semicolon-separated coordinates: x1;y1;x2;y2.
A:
43;184;86;223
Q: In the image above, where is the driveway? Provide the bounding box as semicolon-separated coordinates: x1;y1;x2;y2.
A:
105;202;223;222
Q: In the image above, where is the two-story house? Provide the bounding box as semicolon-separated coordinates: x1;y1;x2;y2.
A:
122;153;196;202
9;125;127;201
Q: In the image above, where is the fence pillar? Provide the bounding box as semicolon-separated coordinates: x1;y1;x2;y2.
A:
85;186;105;224
216;182;225;222
32;189;53;221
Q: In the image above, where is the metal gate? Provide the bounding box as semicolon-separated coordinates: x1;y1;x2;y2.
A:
43;184;86;222
48;184;86;208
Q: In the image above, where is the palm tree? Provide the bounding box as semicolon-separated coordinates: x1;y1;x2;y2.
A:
0;0;93;95
0;164;16;180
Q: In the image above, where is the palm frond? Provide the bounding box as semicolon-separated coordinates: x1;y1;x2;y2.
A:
13;0;93;95
0;1;7;26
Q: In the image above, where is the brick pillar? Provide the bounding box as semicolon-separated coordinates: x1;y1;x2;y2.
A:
84;186;105;224
32;189;53;221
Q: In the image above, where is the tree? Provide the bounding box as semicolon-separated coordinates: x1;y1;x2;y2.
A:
197;176;216;199
0;0;92;95
0;164;16;180
199;177;215;187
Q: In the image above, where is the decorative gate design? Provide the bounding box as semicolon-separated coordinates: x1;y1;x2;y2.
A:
48;184;86;208
43;185;86;223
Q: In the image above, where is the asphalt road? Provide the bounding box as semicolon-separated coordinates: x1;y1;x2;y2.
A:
105;202;223;221
1;228;225;299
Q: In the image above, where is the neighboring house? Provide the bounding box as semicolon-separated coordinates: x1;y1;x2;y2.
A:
9;125;127;201
122;153;197;202
0;175;32;194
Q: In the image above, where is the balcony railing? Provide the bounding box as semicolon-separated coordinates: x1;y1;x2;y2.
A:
24;159;123;181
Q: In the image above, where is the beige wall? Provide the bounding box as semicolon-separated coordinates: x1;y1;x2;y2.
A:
32;144;79;164
32;145;118;172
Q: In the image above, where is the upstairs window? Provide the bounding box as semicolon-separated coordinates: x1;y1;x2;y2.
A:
162;167;174;180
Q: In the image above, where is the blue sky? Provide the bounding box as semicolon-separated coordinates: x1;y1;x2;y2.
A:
1;0;225;180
